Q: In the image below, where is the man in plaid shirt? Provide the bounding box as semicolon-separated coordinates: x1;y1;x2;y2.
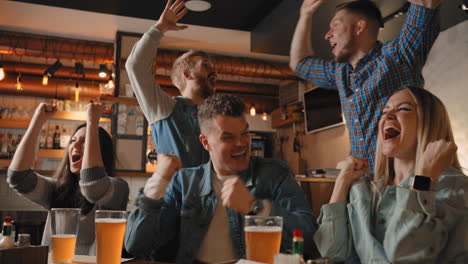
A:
290;0;441;170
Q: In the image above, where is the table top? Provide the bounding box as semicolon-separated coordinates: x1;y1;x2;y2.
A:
295;176;336;183
47;255;173;264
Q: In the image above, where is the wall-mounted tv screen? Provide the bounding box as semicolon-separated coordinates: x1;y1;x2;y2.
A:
303;88;344;133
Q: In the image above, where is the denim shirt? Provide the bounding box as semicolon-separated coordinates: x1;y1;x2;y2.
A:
151;96;209;168
314;168;468;263
125;157;318;263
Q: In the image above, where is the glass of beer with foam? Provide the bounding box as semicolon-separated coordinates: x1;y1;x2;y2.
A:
244;215;283;264
95;210;127;264
50;208;81;263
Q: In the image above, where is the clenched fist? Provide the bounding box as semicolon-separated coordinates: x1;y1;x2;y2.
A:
221;177;255;215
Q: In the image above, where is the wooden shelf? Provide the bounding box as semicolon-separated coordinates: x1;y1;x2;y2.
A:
0;111;110;129
0;159;11;167
0;120;30;129
52;111;111;123
98;96;138;105
295;176;336;183
38;149;65;159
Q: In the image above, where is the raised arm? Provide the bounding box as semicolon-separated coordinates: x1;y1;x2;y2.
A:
9;103;56;171
82;103;105;169
126;0;188;124
289;0;324;71
79;103;129;210
314;156;367;259
389;0;440;68
7;103;57;209
125;154;182;258
384;140;467;262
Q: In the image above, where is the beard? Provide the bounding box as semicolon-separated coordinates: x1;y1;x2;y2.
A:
333;33;356;63
195;75;215;99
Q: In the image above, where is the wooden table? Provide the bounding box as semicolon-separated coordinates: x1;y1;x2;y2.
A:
295;177;336;217
46;255;173;264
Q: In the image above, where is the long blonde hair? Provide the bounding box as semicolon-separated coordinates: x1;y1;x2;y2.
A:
373;87;461;185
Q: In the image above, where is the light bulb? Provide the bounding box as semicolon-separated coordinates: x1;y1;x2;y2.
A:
16;73;22;91
42;74;48;86
75;83;80;102
262;112;267;121
250;106;256;117
107;79;115;89
0;66;5;81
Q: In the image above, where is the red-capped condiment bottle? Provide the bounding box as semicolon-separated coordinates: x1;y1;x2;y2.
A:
0;216;15;249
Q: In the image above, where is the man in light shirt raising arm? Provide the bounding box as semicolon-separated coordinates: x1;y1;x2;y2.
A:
126;0;216;168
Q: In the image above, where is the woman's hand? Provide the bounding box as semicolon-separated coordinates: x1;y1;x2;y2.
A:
337;156;369;185
415;140;458;182
329;156;368;203
85;103;105;125
32;103;57;124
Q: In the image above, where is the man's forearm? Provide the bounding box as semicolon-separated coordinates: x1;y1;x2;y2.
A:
290;15;315;71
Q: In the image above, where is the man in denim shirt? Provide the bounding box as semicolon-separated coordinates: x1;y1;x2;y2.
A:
125;94;318;263
126;0;215;168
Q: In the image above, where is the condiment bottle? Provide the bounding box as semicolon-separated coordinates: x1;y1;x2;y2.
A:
0;216;15;249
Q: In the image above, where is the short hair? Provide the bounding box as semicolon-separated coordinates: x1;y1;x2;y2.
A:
198;94;246;134
374;87;462;185
171;50;210;91
336;0;383;35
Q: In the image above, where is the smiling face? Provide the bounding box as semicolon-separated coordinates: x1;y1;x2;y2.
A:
68;127;86;174
188;56;217;99
379;90;419;160
200;115;251;175
325;9;360;63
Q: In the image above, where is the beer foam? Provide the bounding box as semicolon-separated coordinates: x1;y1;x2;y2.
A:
244;226;282;232
51;234;77;238
95;218;127;223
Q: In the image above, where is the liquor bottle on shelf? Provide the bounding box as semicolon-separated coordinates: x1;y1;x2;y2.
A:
46;126;54;149
39;129;47;149
0;133;7;159
53;125;61;149
60;127;69;149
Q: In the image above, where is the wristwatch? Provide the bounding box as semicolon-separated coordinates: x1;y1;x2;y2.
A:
410;175;432;191
248;199;264;215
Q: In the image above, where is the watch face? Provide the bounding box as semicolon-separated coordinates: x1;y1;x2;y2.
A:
413;175;431;191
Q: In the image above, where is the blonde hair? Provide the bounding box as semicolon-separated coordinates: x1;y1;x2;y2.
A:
373;87;461;185
171;50;210;91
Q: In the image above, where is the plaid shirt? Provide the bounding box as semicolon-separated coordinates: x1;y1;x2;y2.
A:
295;4;439;170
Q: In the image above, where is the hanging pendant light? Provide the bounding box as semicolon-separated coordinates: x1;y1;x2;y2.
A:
262;112;268;121
98;64;109;78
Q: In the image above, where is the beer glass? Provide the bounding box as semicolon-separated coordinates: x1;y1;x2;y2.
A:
244;216;283;264
50;208;81;263
95;210;127;264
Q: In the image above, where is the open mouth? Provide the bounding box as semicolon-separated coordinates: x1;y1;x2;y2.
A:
231;150;247;159
384;127;400;140
71;153;82;164
330;42;337;51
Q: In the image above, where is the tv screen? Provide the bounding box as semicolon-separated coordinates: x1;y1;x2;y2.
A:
303;88;344;133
